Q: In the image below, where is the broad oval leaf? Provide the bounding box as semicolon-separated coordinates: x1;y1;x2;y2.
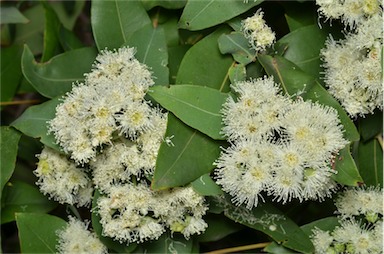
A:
0;6;29;24
141;0;187;10
125;24;169;86
1;181;57;224
0;127;21;200
176;27;234;92
16;213;67;253
1;45;23;105
191;173;223;196
218;32;256;65
222;200;314;253
197;214;242;242
41;2;61;62
300;217;340;236
11;97;61;151
275;24;330;78
21;45;97;98
332;145;363;186
357;138;383;187
151;114;222;190
91;0;151;50
229;63;246;83
359;111;383;141
149;85;227;140
258;54;359;142
179;0;263;31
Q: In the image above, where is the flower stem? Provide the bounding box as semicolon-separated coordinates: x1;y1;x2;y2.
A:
204;242;270;254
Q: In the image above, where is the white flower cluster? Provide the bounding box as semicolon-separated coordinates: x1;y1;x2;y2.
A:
56;216;107;254
319;2;383;117
316;0;381;27
97;183;208;244
36;47;209;246
49;47;158;164
311;187;383;254
241;9;276;52
34;147;93;207
215;76;348;209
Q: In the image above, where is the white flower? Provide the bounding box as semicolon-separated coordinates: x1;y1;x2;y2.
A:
241;9;276;52
56;217;107;254
34;147;92;207
216;77;347;208
311;227;334;254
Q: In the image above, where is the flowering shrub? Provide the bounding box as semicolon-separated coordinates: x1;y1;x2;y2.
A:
1;0;382;253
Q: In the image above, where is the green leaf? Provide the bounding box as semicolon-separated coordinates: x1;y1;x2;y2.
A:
176;27;233;92
275;25;330;78
229;63;246;83
357;138;383;187
125;24;169;86
0;6;29;24
223;201;314;253
14;4;45;55
191;174;223;196
21;45;97;98
197;214;242;242
49;1;85;30
257;54;360;142
149;85;227;140
92;190;137;253
151;114;222;190
141;0;187;10
264;241;297;254
58;26;84;51
0;127;21;201
359;111;383;142
41;2;61;62
0;45;23;105
179;0;263;31
218;32;256;65
11;97;61;150
1;181;57;224
300;217;340;236
91;0;151;50
331;145;363;186
168;45;190;84
282;2;317;31
16;213;66;253
141;232;193;253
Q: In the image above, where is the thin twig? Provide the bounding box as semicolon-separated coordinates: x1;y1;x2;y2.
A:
0;99;40;106
204;242;270;254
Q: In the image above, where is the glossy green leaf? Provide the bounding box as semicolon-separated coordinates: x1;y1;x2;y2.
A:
0;45;23;105
176;27;233;92
149;85;227;140
258;54;359;142
300;217;340;236
151;114;221;190
58;26;84;51
159;16;180;47
91;0;151;50
141;232;192;253
191;174;223;196
179;0;263;31
11;97;61;151
16;213;66;253
282;2;317;31
357;138;383;187
0;6;29;24
141;0;187;10
218;32;256;65
41;2;61;62
264;241;297;254
168;46;190;84
359;111;383;141
332;145;363;186
125;24;169;86
14;4;45;55
197;214;242;242
92;190;137;253
1;181;57;224
223;201;314;253
22;45;97;98
0;127;21;201
229;63;246;83
275;25;329;78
